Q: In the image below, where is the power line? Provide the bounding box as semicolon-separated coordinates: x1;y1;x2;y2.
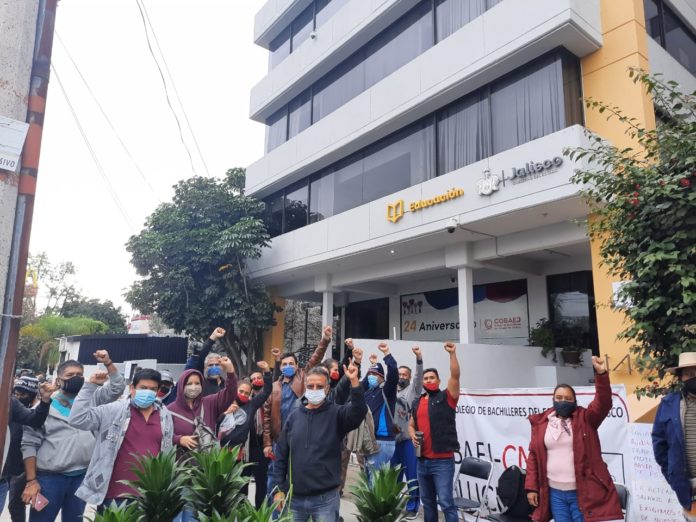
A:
51;63;137;233
138;0;211;177
54;31;162;203
134;0;198;176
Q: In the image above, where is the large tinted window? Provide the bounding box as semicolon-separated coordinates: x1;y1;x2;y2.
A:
266;107;288;152
436;0;487;41
284;181;309;232
663;7;696;74
288;90;312;139
364;1;433;88
310;174;333;223
491;54;565;154
312;52;365;122
363;120;435;202
437;93;491;174
265;193;284;237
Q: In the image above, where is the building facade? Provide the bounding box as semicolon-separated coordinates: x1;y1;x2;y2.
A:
247;0;696;419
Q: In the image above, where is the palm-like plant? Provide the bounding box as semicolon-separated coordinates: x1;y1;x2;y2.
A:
90;502;140;522
197;499;293;522
124;449;186;522
351;464;412;522
185;446;249;517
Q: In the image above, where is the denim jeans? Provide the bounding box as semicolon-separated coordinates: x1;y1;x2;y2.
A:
417;457;457;522
0;477;8;514
549;488;584;522
289;488;340;522
390;439;419;512
29;472;86;522
366;439;396;484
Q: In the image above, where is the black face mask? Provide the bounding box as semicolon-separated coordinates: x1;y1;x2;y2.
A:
61;376;84;395
252;384;263;392
398;378;410;389
16;395;33;407
684;377;696;394
553;400;577;418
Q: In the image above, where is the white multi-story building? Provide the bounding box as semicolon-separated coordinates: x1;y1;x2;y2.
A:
247;0;696;418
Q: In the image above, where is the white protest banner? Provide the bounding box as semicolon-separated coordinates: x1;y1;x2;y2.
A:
629;422;683;522
454;385;629;515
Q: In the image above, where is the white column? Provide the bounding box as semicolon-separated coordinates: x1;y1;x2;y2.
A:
457;266;475;344
322;291;334;360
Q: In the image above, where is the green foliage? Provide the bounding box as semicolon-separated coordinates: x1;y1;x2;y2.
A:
90;502;140;522
568;70;696;397
197;500;292;522
61;297;127;333
529;318;557;361
351;464;412;522
18;315;108;370
124;449;186;522
125;168;279;372
185;446;249;518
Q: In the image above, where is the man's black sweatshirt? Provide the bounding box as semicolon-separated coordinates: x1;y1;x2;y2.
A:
270;384;367;497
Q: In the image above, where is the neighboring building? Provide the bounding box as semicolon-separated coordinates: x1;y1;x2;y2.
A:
59;334;188;381
246;0;696;419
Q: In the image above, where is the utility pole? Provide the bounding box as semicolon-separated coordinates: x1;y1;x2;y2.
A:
0;0;58;467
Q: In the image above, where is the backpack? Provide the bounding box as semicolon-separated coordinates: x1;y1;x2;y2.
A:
170;406;220;454
496;465;533;517
381;389;411;442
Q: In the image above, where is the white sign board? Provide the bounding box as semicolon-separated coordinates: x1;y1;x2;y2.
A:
629;422;683;521
0;115;29;171
454;385;630;514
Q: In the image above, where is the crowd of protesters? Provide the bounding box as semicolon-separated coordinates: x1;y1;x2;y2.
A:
9;321;696;522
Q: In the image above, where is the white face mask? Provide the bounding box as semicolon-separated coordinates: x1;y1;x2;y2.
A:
184;384;202;399
305;388;326;406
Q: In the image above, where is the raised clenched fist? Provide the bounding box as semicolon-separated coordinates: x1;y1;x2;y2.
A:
322;326;333;341
369;354;378;365
412;346;422;358
271;347;281;360
220;357;235;373
209;327;226;341
592;356;607;374
378;342;389;354
93;350;111;365
444;342;456;353
257;360;270;372
352;346;363;363
89;371;109;386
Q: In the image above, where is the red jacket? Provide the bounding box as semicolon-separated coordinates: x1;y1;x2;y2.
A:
524;372;622;522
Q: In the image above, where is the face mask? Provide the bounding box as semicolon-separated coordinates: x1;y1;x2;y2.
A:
184;384;202;399
305;388;326;405
684;377;696;394
207;366;222;378
133;389;157;409
424;382;439;393
251;379;264;390
398;378;410;389
281;366;296;378
367;375;380;389
61;375;84;395
15;394;33;407
553;400;577;418
237;394;250;404
330;370;340;382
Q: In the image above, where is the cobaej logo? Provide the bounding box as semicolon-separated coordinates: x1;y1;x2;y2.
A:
386;188;464;223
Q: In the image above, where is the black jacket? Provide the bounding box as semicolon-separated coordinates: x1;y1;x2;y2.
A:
270;385;367;496
219;371;272;448
2;398;50;478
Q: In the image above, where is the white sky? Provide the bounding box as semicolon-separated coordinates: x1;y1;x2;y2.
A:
30;0;267;316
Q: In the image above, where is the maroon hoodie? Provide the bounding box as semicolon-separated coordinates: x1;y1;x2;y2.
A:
168;368;237;445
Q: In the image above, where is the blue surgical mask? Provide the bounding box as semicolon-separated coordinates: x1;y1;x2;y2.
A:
133;389;157;409
282;366;296;378
207;366;222;377
305;388;326;406
367;375;379;389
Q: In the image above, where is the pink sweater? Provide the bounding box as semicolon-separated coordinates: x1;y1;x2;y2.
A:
544;414;576;490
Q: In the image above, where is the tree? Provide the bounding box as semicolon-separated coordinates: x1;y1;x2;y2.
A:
569;70;696;397
18;315;108;371
24;252;80;317
126;168;279;373
61;297;127;334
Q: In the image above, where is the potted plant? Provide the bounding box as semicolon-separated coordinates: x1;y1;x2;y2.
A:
351;464;413;522
553;323;586;366
529;318;557;362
